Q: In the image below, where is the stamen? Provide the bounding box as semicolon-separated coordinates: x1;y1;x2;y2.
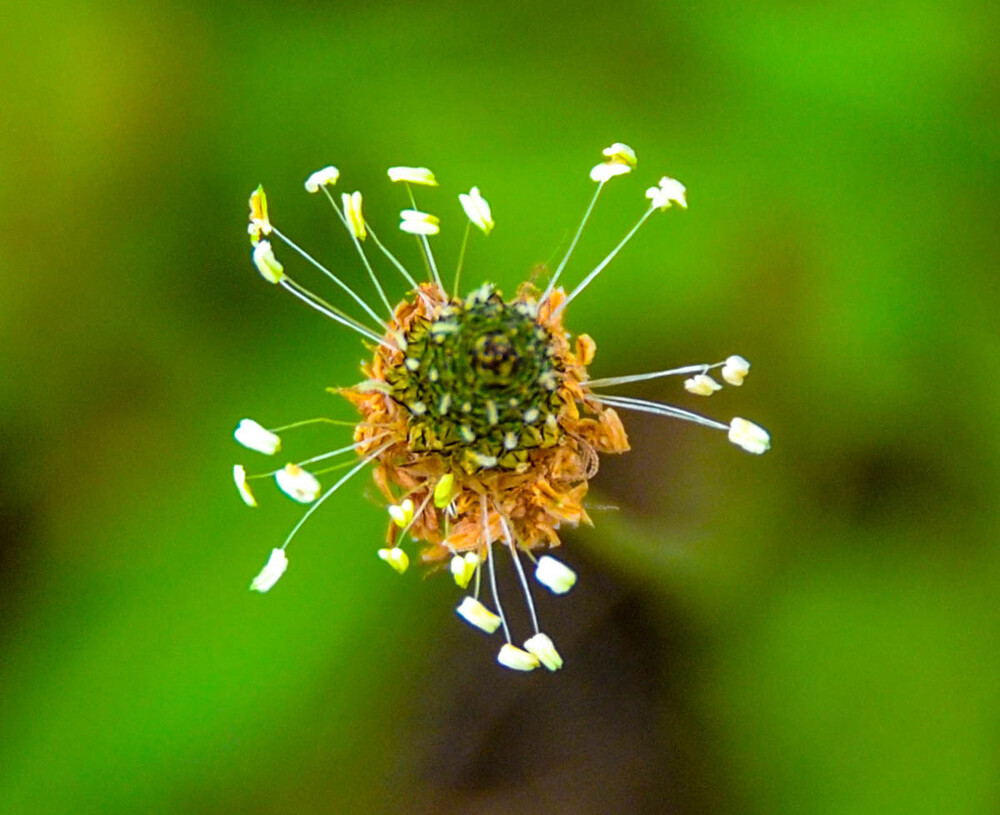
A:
555;205;656;317
481;495;511;642
317;187;393;318
590;393;730;432
586;363;719;389
279;442;392;552
498;511;540;635
279;278;395;349
270;226;386;328
404;185;443;289
541;181;604;304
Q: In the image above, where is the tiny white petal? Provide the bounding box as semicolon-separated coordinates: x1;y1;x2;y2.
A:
458;187;494;235
728;417;771;455
233;464;257;507
399;209;440;236
496;643;540;672
234;419;282;455
646;176;688;210
250;548;288;593
251;241;285;284
535;555;577;595
387;166;438;186
456;596;502;634
304;166;340;192
524;632;563;671
684;374;723;396
275;463;322;503
590;161;632;183
450;552;480;589
377;547;410;574
342;191;366;240
602;142;638;167
721;355;751;386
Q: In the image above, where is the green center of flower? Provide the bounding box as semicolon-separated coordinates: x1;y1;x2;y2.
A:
386;284;565;472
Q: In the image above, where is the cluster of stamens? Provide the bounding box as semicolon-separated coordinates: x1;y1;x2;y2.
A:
234;144;770;672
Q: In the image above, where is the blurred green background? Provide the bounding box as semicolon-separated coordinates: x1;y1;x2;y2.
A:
2;1;997;813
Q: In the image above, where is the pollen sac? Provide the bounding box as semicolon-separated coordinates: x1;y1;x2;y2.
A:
384;284;565;473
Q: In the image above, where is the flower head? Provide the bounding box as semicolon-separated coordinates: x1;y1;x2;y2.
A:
235;144;770;670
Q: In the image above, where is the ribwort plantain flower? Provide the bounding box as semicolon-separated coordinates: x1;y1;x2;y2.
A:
235;144;771;671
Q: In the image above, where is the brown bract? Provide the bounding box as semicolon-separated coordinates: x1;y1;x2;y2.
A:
340;283;629;563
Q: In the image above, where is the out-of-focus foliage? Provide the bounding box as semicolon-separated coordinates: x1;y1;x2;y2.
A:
1;1;997;813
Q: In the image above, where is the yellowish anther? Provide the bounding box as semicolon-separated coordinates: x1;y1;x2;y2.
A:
248;184;271;244
342;191;366;240
275;463;322;503
721;355;751;386
233;464;257;507
524;632;563;671
602;142;638;168
456;596;502;634
251;240;285;284
433;473;457;509
387;166;439;186
684;374;723;396
646;176;688;210
497;643;540;671
250;548;288;593
590;142;637;182
304;166;340;193
728;417;771;455
458;187;494;235
377;547;410;574
234;418;281;455
399;209;440;236
535;555;577;594
388;498;415;528
450;552;480;589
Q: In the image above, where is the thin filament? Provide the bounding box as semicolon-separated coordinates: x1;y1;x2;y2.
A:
271;226;386;328
591;393;730;431
280;442;393;551
555;205;656;317
542;181;605;303
498;511;539;635
482;495;511;642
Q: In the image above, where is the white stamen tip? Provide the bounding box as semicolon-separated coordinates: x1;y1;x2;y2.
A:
233;464;257;507
721;355;751;386
684;374;723;396
251;240;285;284
456;596;502;634
388;498;414;528
459;187;494;235
250;548;288;593
275;463;322;503
728;417;771;455
387;166;438;186
399;209;440;236
535;555;577;594
646;176;687;210
234;419;282;455
304;166;340;192
590;161;632;183
497;643;540;671
524;632;564;671
450;552;480;589
377;547;410;574
342;191;366;240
